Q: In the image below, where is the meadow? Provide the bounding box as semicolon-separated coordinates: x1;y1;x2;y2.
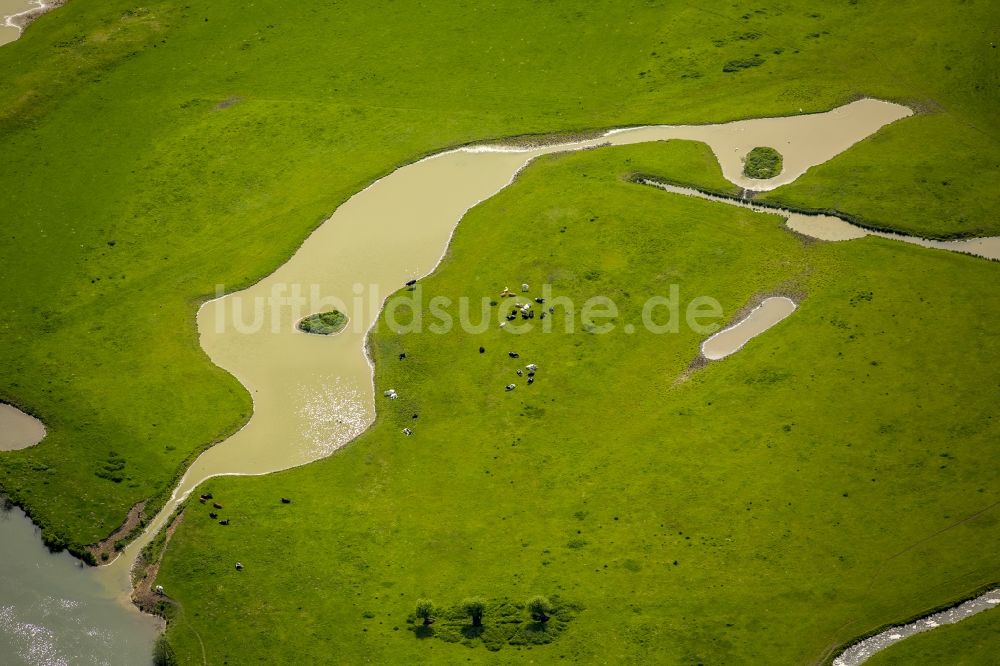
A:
154;143;1000;663
0;1;997;662
0;0;998;555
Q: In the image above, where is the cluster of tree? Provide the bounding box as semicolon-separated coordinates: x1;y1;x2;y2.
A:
415;595;554;627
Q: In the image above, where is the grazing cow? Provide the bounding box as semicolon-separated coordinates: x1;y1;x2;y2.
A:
535;297;545;304
506;314;516;321
539;312;546;320
526;364;538;371
209;512;218;519
499;287;514;298
509;352;519;358
549;307;555;314
479;346;485;354
213;503;223;509
154;585;165;595
399;352;406;360
528;311;535;319
281;498;291;504
527;371;535;377
405;279;417;286
506;384;516;391
402;428;413;436
516;369;523;376
521;283;530;292
527;377;534;385
235;562;244;571
219;519;230;526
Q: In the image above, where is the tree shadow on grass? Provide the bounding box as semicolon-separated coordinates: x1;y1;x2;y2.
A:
460;625;485;640
412;625;435;639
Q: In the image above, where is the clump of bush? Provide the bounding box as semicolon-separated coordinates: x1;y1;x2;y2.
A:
404;595;582;651
722;55;765;72
742;146;783;179
297;310;348;335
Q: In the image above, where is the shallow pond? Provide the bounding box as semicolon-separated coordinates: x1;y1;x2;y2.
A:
701;297;797;360
0;404;45;451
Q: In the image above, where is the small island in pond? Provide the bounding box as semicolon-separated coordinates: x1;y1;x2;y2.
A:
297;310;348;335
742;146;783;179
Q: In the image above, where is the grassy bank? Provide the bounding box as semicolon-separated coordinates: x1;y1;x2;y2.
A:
155;143;1000;663
0;0;996;557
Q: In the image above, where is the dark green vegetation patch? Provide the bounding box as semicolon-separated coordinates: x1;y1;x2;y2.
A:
743;146;783;179
297;310;348;335
406;597;580;651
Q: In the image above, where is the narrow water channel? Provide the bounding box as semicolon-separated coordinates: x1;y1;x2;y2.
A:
641;181;1000;261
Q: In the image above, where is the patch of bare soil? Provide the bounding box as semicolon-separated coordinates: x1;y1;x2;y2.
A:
86;501;146;564
132;512;184;616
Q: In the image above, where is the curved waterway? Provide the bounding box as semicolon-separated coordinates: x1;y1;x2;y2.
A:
833;589;1000;665
641;181;1000;260
18;98;991;664
100;99;911;589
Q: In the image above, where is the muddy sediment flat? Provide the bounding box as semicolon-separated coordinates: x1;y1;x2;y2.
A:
0;403;45;451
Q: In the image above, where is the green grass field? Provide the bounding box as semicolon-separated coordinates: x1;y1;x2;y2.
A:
154;143;1000;663
1;1;998;662
866;606;1000;666
0;0;998;555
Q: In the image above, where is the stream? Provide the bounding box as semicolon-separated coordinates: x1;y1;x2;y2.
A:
2;98;994;664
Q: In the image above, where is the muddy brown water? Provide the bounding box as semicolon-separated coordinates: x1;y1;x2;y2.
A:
11;99;985;662
701;297;797;360
643;181;1000;260
0;0;46;45
0;404;45;451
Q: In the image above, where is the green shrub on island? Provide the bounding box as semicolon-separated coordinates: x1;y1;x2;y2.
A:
743;146;783;179
297;310;348;335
